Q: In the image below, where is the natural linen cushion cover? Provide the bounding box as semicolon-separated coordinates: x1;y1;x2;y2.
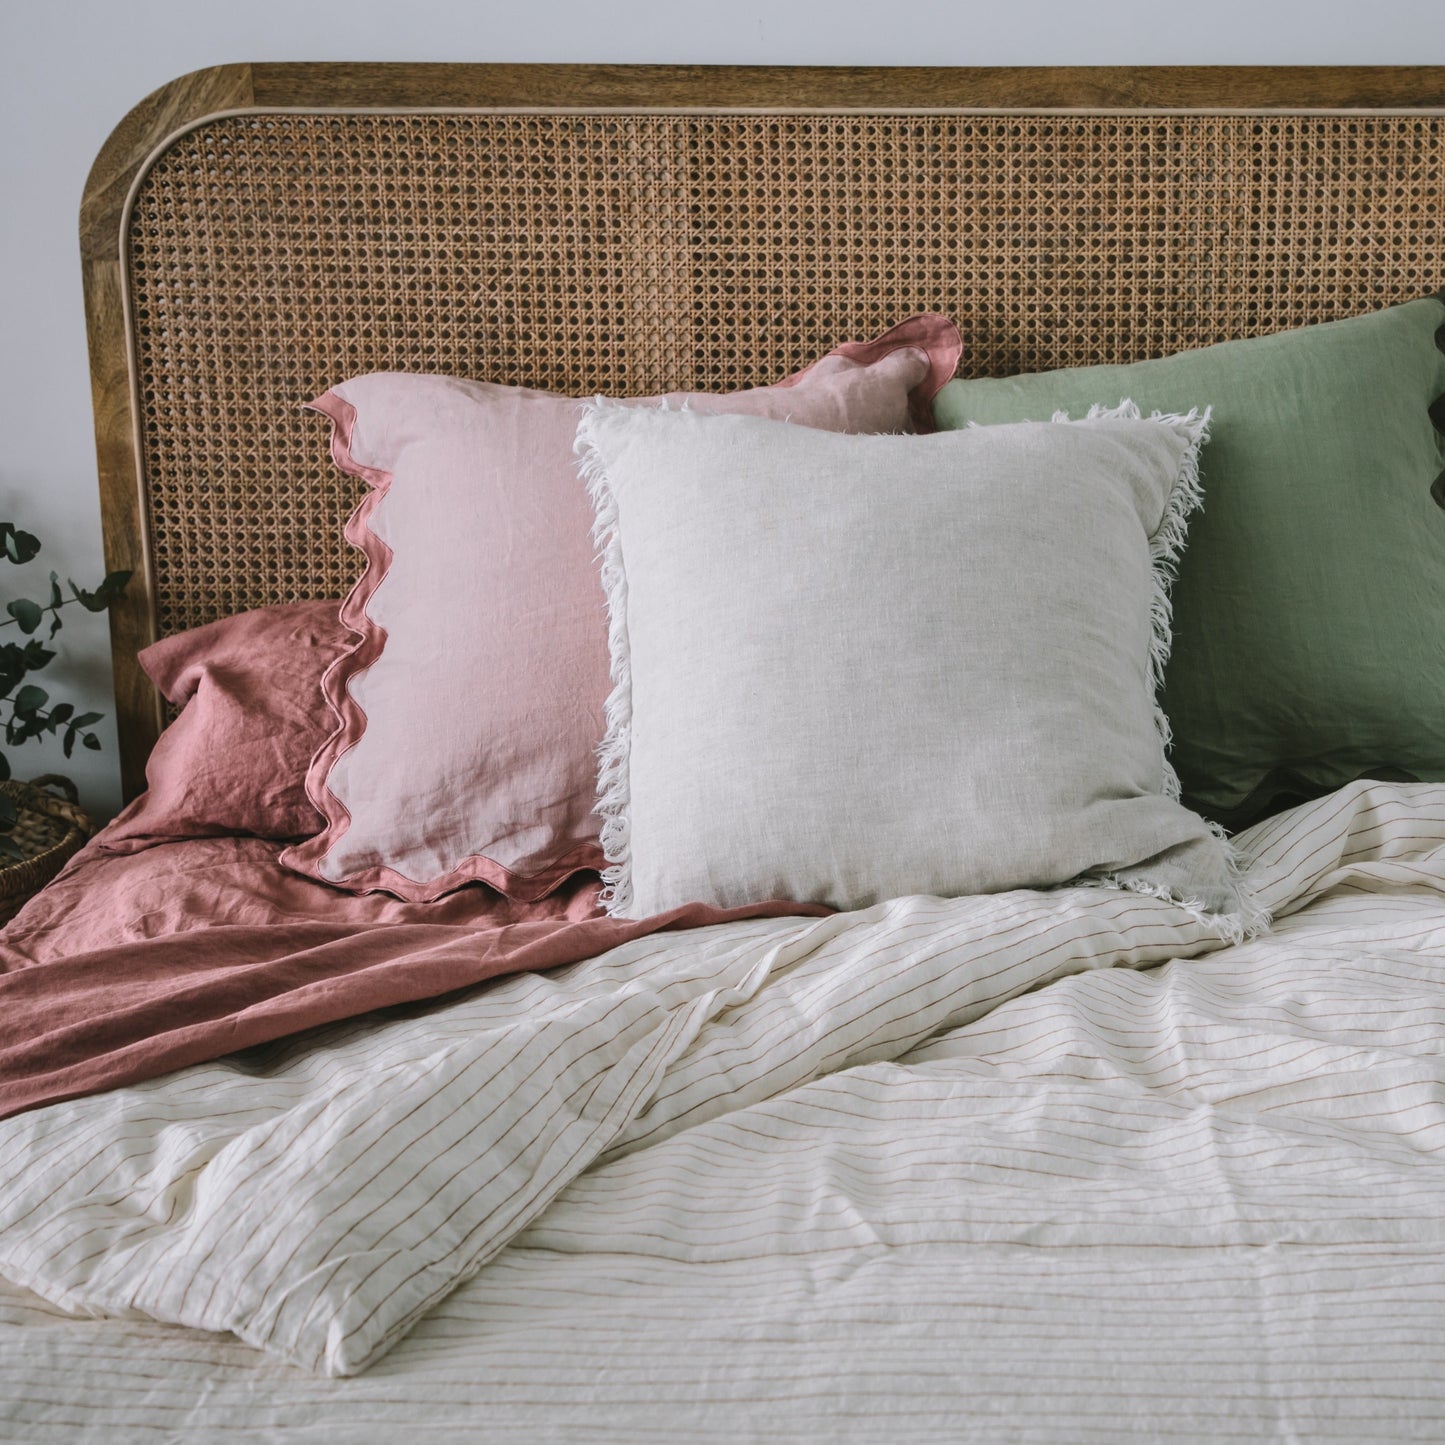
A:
282;315;961;903
932;296;1445;830
578;402;1253;930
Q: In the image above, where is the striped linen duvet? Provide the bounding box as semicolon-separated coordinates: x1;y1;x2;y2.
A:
3;780;1445;1438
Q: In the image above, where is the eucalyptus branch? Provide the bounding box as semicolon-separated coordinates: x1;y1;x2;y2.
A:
2;569;132;637
1;700;84;732
0;595;82;630
0;692;103;759
0;521;130;809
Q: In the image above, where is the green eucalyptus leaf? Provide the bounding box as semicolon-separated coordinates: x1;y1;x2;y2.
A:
61;727;75;759
65;570;132;614
7;598;42;634
0;644;25;696
48;572;62;609
100;570;133;602
21;640;54;670
0;751;9;780
82;733;101;751
71;711;103;728
0;526;41;565
48;702;73;726
13;683;48;715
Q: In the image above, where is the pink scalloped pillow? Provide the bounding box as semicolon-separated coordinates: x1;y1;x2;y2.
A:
281;315;962;902
100;602;350;852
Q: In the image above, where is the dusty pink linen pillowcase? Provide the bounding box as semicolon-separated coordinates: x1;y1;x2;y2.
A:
100;601;350;852
281;314;962;903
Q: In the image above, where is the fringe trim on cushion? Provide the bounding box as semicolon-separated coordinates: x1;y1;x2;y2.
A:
1053;399;1204;805
575;399;637;915
1054;400;1269;945
1080;861;1271;947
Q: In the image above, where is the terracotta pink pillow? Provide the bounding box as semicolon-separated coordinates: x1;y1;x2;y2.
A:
100;602;350;852
281;315;962;903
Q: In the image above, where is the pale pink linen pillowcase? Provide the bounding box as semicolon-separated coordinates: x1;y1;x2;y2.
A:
101;601;350;852
281;315;962;903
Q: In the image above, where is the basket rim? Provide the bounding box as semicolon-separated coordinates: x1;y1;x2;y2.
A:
0;778;93;896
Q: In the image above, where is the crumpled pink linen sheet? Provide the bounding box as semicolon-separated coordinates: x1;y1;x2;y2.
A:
0;831;821;1122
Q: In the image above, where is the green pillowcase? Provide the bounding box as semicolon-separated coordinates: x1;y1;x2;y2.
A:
933;296;1445;830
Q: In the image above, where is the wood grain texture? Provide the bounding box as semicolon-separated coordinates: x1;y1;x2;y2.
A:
82;66;255;796
245;64;1445;110
83;257;160;801
82;65;255;262
80;65;1445;799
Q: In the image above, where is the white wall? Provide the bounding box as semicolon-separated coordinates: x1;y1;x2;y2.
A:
2;0;1443;819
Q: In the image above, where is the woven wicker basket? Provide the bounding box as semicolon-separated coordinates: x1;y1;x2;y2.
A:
0;775;92;926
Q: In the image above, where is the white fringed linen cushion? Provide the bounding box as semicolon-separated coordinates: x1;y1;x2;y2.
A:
577;402;1256;934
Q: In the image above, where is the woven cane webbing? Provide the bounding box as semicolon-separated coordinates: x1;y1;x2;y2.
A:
125;110;1445;638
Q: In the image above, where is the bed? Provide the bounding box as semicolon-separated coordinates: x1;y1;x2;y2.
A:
2;63;1445;1439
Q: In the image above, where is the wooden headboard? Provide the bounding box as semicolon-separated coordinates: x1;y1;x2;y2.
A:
82;64;1445;799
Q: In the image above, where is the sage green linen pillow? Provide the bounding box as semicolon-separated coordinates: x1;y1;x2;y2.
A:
933;296;1445;830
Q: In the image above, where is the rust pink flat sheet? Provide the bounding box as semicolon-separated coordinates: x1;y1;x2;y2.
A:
0;833;820;1122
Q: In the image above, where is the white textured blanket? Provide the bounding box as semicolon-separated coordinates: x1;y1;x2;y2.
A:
2;782;1444;1439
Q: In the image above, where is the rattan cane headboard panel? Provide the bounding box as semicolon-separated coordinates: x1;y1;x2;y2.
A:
85;66;1445;797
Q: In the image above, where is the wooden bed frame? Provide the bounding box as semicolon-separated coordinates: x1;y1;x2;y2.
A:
81;64;1445;800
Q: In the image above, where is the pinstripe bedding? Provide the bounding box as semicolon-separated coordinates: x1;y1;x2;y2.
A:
2;780;1444;1437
